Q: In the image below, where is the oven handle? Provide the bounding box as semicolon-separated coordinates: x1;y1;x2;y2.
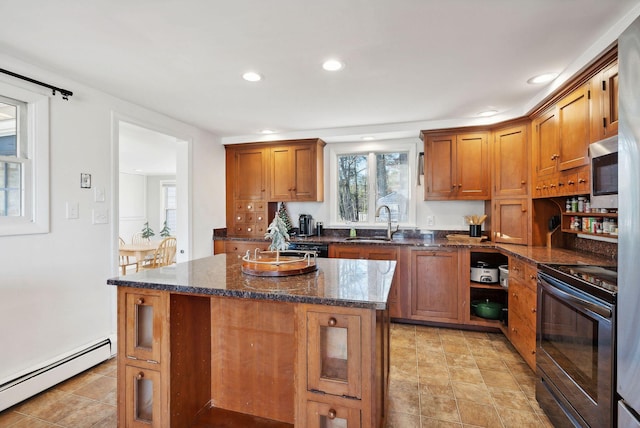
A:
540;278;612;319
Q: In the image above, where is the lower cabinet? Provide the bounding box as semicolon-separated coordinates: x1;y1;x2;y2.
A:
507;258;538;370
492;198;530;245
296;304;389;428
409;249;462;324
123;365;162;428
214;239;270;257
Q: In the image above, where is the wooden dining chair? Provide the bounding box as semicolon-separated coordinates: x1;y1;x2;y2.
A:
141;237;177;270
132;231;150;244
119;237;138;275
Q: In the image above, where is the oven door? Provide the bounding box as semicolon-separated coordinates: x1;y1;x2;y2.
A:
536;272;615;428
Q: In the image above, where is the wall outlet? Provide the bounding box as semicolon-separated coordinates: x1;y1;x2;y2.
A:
426;215;435;227
94;187;105;202
66;202;79;219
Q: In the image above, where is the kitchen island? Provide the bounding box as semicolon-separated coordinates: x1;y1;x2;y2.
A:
108;254;395;427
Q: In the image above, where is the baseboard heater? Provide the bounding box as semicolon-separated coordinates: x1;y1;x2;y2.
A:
0;339;112;412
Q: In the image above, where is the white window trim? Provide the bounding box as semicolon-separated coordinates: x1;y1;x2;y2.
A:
159;179;176;234
328;140;417;227
0;82;49;236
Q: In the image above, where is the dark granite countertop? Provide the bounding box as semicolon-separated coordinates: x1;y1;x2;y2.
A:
108;254;395;310
214;235;614;266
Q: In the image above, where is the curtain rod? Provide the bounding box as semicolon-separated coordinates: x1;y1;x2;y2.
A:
0;68;73;100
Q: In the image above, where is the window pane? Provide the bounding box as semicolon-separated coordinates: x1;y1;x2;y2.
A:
0;102;18;157
375;152;409;222
337;154;368;222
1;162;21;216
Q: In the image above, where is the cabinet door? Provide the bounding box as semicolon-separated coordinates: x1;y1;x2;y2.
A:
224;240;270;258
125;292;163;364
558;85;590;171
410;250;461;323
269;146;294;201
329;245;364;259
456;133;490;199
306;400;361;428
533;108;559;178
425;134;456;199
232;147;268;200
291;144;318;200
307;311;362;398
124;365;162;427
493;125;528;197
493;199;529;245
602;62;619;138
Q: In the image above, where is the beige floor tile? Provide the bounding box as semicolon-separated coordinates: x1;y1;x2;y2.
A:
385;411;421;427
6;417;58;427
0;410;26;426
10;389;70;418
451;382;493;405
72;375;117;402
448;366;483;384
480;369;520;391
419;381;454;398
496;407;544;428
457;399;502;427
490;388;534;412
445;353;476;369
443;342;472;355
55;401;115;428
389;385;421;415
474;355;509;372
419;394;461;423
421;416;463;427
54;371;102;393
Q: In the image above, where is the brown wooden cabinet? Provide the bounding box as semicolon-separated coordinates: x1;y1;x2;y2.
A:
492;198;530;245
507;258;537;370
422;132;490;200
493;124;529;197
557;84;591;171
118;289;170;427
409;249;462;323
214;239;270;257
591;61;619;142
269;140;325;202
296;304;388;428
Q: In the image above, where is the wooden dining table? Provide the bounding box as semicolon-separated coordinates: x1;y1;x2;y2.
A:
119;242;161;274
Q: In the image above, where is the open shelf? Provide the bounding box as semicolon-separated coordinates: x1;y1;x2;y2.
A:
469;282;504;290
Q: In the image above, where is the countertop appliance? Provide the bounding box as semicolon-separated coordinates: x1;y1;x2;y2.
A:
618;17;640;428
470;261;499;283
298;214;314;237
536;263;617;428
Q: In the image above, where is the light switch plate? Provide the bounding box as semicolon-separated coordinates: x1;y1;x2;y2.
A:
94;187;105;202
66;202;79;219
426;215;435;227
92;208;108;224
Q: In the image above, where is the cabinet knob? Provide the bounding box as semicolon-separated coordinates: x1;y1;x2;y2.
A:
549;184;556;188
558;182;564;187
136;372;144;380
578;178;586;184
328;317;337;327
531;350;536;355
529;274;536;280
458;184;463;188
568;180;575;185
247;227;252;232
136;298;145;305
512;292;518;298
521;180;526;185
531;308;537;313
327;409;337;420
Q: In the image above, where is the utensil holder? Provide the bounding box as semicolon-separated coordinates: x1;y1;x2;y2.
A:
469;224;481;237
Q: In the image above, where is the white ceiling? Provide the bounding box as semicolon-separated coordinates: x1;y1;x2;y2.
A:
119;122;178;175
2;1;640;145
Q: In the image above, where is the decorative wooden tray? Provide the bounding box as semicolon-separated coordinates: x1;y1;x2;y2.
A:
446;234;488;244
241;250;318;277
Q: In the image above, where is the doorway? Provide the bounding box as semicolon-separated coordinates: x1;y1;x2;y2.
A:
116;120;190;267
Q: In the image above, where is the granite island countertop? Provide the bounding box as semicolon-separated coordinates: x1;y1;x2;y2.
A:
108;254;395;310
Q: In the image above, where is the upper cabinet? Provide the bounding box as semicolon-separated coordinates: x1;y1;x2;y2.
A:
227;145;269;201
493;123;529;198
557;84;591;171
422;131;490;200
590;61;619;142
269;140;325;202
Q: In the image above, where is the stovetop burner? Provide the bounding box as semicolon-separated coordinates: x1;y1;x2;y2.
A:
538;264;617;303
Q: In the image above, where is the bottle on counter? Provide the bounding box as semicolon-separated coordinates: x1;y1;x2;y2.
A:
578;197;585;213
571;197;578;213
566;198;572;212
585;200;591;213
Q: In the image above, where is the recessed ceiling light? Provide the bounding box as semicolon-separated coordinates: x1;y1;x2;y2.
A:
478;110;498;117
322;59;344;71
242;71;262;82
260;129;275;134
527;72;559;84
361;136;375;141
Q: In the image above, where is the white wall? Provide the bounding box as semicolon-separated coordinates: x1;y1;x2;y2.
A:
0;52;225;382
119;172;147;242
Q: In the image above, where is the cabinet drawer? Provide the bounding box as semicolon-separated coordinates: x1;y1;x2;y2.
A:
124;364;163;427
307;311;362;399
124;292;164;364
306;399;361;428
524;263;538;292
508;312;536;370
509;280;536;329
509;258;525;282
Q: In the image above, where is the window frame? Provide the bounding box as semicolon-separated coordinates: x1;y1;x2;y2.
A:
160;180;176;235
0;82;49;236
329;140;417;227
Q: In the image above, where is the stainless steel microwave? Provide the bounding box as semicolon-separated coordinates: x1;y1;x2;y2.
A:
589;136;618;209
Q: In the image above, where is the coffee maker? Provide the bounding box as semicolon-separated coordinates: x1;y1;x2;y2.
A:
298;214;314;236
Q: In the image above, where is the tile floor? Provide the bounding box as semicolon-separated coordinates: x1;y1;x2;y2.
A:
0;324;552;428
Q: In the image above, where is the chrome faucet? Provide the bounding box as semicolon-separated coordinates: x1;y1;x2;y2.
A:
375;205;399;240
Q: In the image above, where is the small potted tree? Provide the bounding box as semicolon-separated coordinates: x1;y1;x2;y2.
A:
159;221;171;238
264;215;290;262
141;221;155;240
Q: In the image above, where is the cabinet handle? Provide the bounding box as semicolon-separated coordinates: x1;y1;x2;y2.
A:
328;317;337;327
549;184;556;188
568;180;575;185
136;372;144;380
327;409;337;420
578;178;586;184
137;298;145;305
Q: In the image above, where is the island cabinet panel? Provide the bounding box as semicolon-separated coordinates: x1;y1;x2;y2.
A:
118;289;170;427
423;132;490;200
296;304;388;428
409;249;462;324
211;298;296;424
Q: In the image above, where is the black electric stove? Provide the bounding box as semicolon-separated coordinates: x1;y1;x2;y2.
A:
538;263;617;304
